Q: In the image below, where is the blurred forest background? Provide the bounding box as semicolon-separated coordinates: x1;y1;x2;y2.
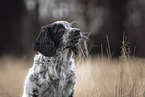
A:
0;1;145;97
1;0;145;58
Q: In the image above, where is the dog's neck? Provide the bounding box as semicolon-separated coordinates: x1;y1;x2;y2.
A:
34;49;74;66
33;49;75;81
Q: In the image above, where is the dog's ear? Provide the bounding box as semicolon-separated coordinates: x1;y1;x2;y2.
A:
71;45;79;56
32;25;57;57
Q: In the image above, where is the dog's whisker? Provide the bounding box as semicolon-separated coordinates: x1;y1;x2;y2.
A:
81;32;90;35
78;45;87;59
64;43;75;49
81;35;92;43
81;31;92;38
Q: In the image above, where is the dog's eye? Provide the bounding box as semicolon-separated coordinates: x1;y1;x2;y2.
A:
57;25;64;33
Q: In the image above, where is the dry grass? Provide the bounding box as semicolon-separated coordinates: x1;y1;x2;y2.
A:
74;58;145;97
0;56;144;97
0;56;31;97
0;32;144;97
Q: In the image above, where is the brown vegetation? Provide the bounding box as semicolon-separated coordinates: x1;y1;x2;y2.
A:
0;35;145;97
0;56;144;97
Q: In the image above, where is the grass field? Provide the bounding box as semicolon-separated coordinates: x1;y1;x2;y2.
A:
74;57;145;97
0;56;144;97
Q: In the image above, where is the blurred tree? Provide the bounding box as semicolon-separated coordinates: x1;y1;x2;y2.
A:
126;0;145;57
77;0;128;57
93;0;128;57
0;0;40;56
0;0;145;58
0;0;24;55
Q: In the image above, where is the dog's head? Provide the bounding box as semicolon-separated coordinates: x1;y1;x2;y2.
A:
33;21;81;57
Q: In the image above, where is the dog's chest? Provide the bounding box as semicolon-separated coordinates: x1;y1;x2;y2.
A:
31;53;76;96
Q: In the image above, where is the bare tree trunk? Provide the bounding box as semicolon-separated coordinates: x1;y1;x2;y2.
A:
0;0;24;55
0;0;40;56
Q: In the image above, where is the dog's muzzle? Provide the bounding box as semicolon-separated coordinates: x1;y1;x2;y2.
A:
71;29;81;42
65;29;81;48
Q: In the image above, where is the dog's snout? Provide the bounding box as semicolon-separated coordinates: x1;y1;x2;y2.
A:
74;29;80;34
71;29;81;37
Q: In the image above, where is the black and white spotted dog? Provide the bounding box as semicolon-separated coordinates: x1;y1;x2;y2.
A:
22;21;81;97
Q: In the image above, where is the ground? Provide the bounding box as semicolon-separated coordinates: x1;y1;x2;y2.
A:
0;56;145;97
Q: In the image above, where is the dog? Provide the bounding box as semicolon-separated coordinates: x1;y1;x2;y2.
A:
22;21;81;97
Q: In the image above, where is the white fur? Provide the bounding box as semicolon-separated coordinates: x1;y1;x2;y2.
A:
22;50;76;97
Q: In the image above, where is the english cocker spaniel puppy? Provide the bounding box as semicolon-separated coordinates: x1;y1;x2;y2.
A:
22;21;81;97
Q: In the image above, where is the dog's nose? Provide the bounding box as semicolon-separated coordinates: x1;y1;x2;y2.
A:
72;29;81;36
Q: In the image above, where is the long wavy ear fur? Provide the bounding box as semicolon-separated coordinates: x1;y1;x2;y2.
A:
32;26;57;57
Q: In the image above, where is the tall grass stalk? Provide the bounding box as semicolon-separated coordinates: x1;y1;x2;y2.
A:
0;34;145;97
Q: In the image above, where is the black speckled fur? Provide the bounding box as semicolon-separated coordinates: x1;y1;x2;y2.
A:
22;21;81;97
